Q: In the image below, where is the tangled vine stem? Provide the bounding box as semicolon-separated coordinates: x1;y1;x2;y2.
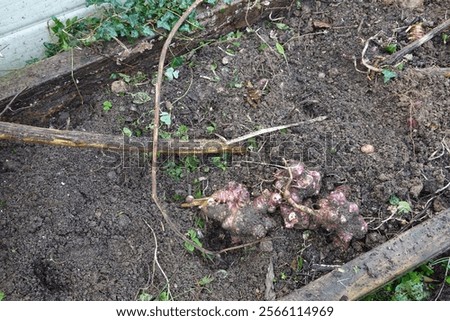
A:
150;0;214;256
151;0;204;199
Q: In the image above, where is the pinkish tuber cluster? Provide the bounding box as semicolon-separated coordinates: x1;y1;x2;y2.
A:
195;161;368;249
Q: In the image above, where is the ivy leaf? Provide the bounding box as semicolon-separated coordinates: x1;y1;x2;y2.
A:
389;195;400;206
382;69;397;83
397;201;412;214
122;127;132;137
160;111;171;127
140;25;155;37
164;67;179;81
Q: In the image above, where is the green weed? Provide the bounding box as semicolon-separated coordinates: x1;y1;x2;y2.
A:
384;43;397;54
44;0;202;57
0;291;4;301
102;100;112;111
184;155;200;172
110;71;147;85
160;111;172;127
184;229;202;253
206;122;216;134
175;125;189;141
275;42;287;62
382;69;397;84
198;275;214;286
163;160;183;180
210;155;227;171
363;259;450;301
164;67;179;81
389;195;412;214
122;127;132;137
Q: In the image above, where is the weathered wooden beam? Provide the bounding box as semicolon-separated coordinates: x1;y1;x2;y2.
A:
0;0;291;126
0;121;245;155
280;209;450;301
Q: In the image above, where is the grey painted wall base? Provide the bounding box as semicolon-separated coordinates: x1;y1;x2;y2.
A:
0;0;94;76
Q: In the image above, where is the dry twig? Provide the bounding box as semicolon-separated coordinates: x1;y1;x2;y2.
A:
143;219;172;300
150;0;216;257
383;18;450;66
0;87;27;117
217;116;328;146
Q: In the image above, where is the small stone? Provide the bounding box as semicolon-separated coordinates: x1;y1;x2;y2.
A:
397;0;423;9
259;239;274;252
361;144;375;154
222;56;231;65
107;171;117;181
111;80;128;94
378;173;391;181
410;181;423;197
318;72;326;79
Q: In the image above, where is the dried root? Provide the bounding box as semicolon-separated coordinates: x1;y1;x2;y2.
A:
192;161;368;249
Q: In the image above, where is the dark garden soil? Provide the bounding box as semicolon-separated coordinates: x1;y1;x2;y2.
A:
1;0;449;300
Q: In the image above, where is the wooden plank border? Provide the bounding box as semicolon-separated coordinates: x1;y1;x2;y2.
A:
280;209;450;301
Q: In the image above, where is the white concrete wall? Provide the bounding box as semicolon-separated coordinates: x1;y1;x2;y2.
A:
0;0;96;76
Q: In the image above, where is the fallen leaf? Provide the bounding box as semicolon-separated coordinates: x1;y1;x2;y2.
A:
313;20;332;29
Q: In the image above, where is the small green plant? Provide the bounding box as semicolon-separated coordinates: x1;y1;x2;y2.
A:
184;229;202;253
194;216;205;229
122;127;132;137
158;290;170;301
160;111;172;127
381;69;397;83
206;122;216;134
258;42;269;52
191;178;205;198
389;195;412;214
170;55;185;68
363;261;443;301
164;160;183;180
25;57;40;65
159;130;172;139
395;62;405;71
229;70;243;88
210;155;227;171
0;291;4;301
110;71;147;85
280;272;288;280
442;33;449;45
164;67;180;81
44;0;202;57
246;137;258;152
183;155;200;172
384;43;397;54
198;275;214;286
393;271;429;301
275;22;290;31
275;42;287;62
296;256;304;271
102;100;112;111
175;124;189;141
209;62;220;82
138;291;152;301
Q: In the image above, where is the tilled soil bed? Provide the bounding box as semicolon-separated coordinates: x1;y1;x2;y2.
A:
1;0;449;300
